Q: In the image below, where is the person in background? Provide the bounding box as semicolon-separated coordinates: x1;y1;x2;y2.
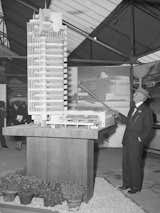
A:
0;101;8;148
115;88;153;194
8;101;30;150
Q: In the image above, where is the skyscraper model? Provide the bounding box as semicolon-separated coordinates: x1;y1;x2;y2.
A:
27;8;114;129
27;8;67;125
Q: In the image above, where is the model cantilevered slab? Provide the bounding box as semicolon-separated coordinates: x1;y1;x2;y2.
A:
3;124;113;201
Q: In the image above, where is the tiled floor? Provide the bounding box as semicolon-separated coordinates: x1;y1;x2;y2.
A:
0;137;160;213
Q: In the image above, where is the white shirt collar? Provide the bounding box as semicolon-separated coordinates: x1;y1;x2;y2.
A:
136;101;143;108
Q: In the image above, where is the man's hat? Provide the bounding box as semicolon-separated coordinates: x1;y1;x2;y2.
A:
135;88;150;98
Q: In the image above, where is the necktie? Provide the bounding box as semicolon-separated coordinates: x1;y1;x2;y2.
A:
131;106;137;116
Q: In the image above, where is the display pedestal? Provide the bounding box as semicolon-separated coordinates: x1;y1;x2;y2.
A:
3;125;103;201
27;137;94;201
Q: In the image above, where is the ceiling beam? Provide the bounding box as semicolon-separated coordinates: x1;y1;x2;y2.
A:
66;21;128;58
0;44;18;58
15;0;40;11
133;2;160;59
135;2;160;23
68;58;130;65
105;25;151;59
14;0;129;59
91;0;130;35
129;0;136;106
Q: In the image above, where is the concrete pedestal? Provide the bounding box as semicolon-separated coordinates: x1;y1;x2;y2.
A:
3;125;100;201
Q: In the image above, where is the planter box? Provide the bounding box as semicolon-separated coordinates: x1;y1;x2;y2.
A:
0;203;54;213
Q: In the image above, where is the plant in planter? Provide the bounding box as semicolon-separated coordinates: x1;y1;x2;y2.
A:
0;170;43;204
54;182;64;205
61;182;85;201
27;176;42;198
40;181;63;207
0;172;21;202
18;176;35;205
61;182;86;211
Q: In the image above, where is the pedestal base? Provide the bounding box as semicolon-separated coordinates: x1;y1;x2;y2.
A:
3;125;102;201
27;137;94;201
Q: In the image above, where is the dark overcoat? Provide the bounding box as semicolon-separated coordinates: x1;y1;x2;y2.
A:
0;108;7;147
119;102;153;190
122;103;153;147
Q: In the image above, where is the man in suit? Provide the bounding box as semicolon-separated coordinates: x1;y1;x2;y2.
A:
0;101;8;148
116;88;153;194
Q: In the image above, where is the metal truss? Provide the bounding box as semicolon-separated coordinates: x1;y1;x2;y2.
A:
0;15;9;48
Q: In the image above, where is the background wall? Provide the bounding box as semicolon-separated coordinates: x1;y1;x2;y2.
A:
78;65;130;147
7;77;27;104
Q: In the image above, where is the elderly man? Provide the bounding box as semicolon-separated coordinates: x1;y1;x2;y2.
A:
117;88;153;194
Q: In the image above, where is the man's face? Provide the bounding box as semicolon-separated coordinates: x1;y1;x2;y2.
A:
133;91;147;104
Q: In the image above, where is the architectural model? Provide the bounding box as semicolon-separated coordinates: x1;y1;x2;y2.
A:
27;8;113;129
27;8;67;121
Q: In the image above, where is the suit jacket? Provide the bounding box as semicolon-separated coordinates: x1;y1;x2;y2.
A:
0;108;5;128
119;103;153;147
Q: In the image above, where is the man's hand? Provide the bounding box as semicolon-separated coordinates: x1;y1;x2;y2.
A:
111;110;127;124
